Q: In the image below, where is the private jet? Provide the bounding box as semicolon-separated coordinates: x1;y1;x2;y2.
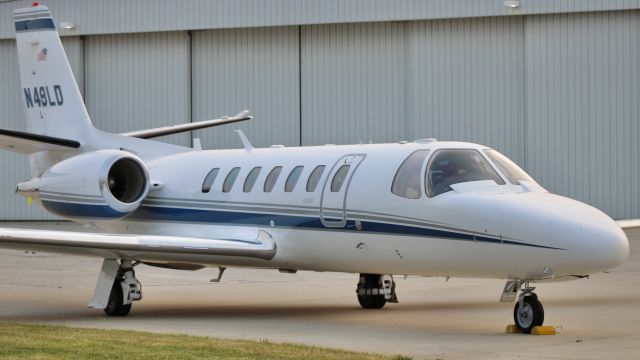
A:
0;4;630;333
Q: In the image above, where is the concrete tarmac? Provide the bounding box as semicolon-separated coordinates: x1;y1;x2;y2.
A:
1;222;639;360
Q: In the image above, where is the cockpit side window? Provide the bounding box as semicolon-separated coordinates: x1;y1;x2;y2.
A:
202;168;220;193
484;149;535;185
391;149;429;199
425;149;505;197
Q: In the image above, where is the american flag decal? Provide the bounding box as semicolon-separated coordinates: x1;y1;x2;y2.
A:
37;48;48;62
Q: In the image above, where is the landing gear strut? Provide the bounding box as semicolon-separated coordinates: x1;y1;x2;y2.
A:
104;259;142;317
356;274;398;309
512;281;544;333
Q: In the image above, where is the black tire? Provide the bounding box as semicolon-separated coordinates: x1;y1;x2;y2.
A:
357;274;387;309
357;294;387;309
104;281;132;317
513;295;544;333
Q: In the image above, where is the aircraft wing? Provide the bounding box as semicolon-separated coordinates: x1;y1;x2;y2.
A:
0;128;80;154
121;111;251;139
618;220;640;230
0;227;276;260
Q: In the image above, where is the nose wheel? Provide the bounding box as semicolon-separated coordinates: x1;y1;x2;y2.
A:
514;294;544;333
508;281;544;333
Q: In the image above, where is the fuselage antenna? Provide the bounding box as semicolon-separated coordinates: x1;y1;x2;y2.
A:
234;129;254;152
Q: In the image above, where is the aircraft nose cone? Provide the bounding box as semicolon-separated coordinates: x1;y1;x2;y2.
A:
550;203;630;272
502;192;630;275
590;219;630;270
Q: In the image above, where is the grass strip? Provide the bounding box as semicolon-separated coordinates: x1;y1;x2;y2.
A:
0;322;411;360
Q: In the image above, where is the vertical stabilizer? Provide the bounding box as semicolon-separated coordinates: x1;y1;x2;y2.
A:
14;4;93;141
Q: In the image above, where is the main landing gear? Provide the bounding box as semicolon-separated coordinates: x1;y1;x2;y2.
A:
503;280;544;333
356;274;398;309
89;258;142;316
103;259;143;317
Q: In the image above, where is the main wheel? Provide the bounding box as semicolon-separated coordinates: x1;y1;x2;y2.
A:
357;293;387;309
357;274;387;309
513;295;544;333
104;281;132;317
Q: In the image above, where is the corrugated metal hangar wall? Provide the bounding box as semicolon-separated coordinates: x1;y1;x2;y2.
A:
0;0;638;220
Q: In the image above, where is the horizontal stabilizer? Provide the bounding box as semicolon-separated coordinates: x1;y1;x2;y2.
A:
618;219;640;230
0;128;80;154
0;227;276;260
121;110;252;139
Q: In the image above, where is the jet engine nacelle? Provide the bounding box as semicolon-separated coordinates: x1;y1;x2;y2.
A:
18;150;150;220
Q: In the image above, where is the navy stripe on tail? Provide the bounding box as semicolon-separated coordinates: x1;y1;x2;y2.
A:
15;18;55;32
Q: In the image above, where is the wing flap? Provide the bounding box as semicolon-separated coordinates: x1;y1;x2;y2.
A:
0;128;80;154
0;227;276;260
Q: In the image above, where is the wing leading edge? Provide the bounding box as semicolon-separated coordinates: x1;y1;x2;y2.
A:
0;128;81;154
618;220;640;231
121;110;252;139
0;227;276;260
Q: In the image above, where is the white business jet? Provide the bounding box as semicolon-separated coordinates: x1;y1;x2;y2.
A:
0;4;631;333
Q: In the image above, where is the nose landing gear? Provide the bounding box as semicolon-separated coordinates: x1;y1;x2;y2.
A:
504;280;545;333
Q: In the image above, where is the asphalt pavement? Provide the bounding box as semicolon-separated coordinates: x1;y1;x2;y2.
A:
1;222;638;360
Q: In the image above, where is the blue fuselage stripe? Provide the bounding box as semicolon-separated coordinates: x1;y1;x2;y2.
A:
42;200;128;219
40;201;562;250
131;206;505;244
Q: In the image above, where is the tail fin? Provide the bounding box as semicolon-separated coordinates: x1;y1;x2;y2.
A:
12;4;188;177
14;4;93;141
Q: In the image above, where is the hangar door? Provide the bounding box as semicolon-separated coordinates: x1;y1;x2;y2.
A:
84;32;190;146
191;27;300;150
524;11;640;219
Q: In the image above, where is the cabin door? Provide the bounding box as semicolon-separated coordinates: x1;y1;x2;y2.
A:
320;154;366;227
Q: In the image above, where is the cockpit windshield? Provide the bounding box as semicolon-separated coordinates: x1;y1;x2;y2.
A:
484;149;535;185
426;149;505;197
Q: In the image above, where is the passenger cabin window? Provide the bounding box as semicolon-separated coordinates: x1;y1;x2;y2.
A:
264;166;283;192
331;165;350;192
285;166;304;192
306;165;326;192
391;149;429;199
484;149;535;185
243;167;262;192
222;167;241;193
426;149;505;197
201;168;220;193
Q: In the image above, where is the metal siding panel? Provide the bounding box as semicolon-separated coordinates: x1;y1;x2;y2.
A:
0;40;32;220
301;22;406;145
191;26;299;149
84;32;190;146
0;8;638;222
0;37;83;220
2;0;640;39
525;11;640;219
406;17;526;165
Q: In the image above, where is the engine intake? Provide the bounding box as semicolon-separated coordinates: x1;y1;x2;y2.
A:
20;150;150;221
106;157;148;204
